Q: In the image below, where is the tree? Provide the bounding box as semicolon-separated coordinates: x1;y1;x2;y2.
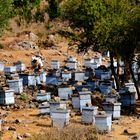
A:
13;0;41;22
62;0;107;49
0;0;13;35
48;0;61;19
62;0;140;96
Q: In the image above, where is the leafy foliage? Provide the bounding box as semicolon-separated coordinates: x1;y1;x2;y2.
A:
48;0;61;19
0;0;13;34
13;0;41;22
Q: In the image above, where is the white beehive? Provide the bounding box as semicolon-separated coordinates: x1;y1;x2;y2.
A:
102;102;121;119
7;79;23;94
51;109;70;128
0;89;15;105
51;60;60;69
95;112;112;133
82;106;98;124
58;87;73;100
79;91;92;112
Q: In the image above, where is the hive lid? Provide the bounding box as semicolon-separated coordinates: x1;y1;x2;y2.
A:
82;106;98;110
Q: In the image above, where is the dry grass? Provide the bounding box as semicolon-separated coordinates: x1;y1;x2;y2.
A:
29;125;99;140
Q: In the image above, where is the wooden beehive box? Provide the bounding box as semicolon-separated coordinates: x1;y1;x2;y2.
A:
95;112;112;133
51;109;70;128
82;106;98;124
7;79;23;94
51;60;60;69
0;89;15;105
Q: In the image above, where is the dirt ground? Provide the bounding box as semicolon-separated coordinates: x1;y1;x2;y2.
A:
1;108;140;140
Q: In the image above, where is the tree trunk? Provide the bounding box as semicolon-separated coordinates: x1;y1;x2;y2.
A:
117;58;120;79
110;52;120;91
129;63;140;100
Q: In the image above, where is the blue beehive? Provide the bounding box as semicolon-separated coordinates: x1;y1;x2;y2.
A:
119;88;136;107
19;73;37;86
4;66;16;73
75;85;92;92
86;80;97;91
46;75;58;85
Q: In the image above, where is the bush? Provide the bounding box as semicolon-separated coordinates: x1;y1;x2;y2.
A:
30;126;99;140
20;93;28;102
48;0;61;19
0;44;4;49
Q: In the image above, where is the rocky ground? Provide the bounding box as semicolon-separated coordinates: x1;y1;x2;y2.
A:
0;20;140;140
1;106;140;140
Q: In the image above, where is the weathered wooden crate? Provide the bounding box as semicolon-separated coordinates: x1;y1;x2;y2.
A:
46;76;58;85
74;72;85;81
39;104;50;115
14;61;26;72
58;87;72;100
36;91;51;102
71;94;80;110
82;106;98;124
79;91;92;112
39;72;46;83
95;113;112;133
0;89;15;105
51;109;70;128
66;61;77;70
102;102;121;119
51;60;60;69
4;66;16;73
7;79;23;94
0;61;4;71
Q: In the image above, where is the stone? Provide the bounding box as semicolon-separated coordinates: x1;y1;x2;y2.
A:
22;133;31;138
17;135;23;140
8;126;16;131
14;119;22;124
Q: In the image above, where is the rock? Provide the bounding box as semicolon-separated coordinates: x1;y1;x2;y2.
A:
17;135;23;140
8;126;16;131
123;129;129;134
29;32;38;41
18;41;38;50
22;133;31;138
129;134;140;140
14;119;22;124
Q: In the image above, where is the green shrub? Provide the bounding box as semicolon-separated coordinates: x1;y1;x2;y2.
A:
0;44;4;49
20;93;28;102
